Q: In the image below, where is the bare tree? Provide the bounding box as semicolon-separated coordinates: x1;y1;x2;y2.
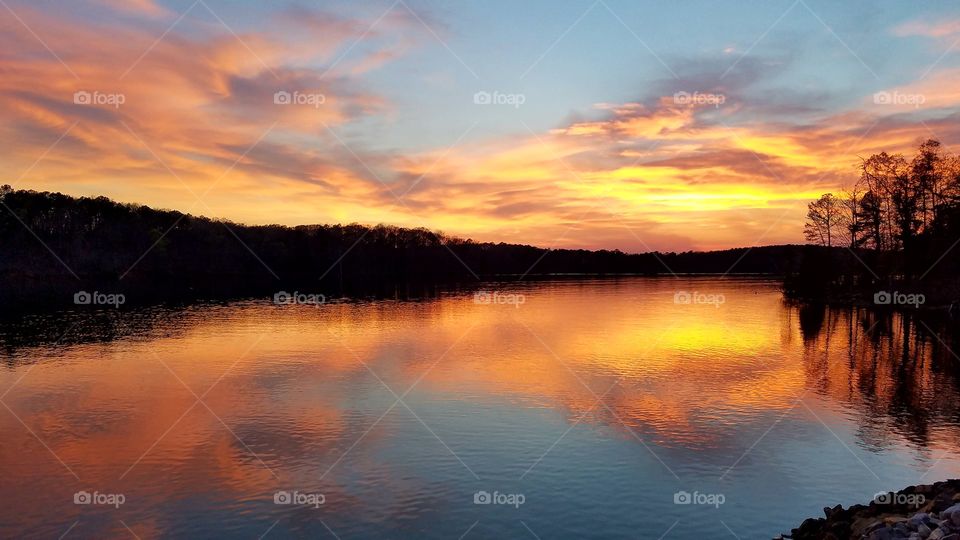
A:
804;193;847;247
859;152;909;250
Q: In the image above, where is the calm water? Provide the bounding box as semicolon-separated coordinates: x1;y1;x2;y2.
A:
1;278;959;539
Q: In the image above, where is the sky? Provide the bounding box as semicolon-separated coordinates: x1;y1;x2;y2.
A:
2;0;960;252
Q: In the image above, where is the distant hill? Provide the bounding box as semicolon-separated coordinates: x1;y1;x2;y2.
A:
0;187;811;309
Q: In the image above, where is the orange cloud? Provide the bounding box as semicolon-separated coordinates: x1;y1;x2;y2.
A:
894;18;960;39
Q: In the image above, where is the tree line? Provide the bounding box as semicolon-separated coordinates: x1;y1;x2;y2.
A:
0;185;803;310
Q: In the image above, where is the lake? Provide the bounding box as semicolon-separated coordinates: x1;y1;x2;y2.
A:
1;277;959;539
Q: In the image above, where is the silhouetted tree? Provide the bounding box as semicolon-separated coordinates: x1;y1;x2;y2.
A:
795;138;960;303
858;190;885;250
841;183;865;248
804;193;847;247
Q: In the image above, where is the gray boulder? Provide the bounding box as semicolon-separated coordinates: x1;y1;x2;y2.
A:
942;504;960;527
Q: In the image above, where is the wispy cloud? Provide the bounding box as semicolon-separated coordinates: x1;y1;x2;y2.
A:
894;18;960;39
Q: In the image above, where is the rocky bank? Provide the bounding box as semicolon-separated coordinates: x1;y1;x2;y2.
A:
778;479;960;540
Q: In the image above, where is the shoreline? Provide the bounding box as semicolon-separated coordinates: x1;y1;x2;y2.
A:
779;479;960;539
0;273;780;315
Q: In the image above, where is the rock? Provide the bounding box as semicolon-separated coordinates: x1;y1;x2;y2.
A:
795;516;824;536
943;504;960;526
824;504;843;518
911;514;932;527
932;495;957;514
868;527;895;540
919;523;933;538
852;517;882;537
828;520;850;538
930;528;947;540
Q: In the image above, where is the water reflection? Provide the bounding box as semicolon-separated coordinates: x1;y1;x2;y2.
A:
0;278;958;539
796;305;960;451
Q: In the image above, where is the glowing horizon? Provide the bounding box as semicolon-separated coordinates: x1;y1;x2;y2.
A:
2;0;959;252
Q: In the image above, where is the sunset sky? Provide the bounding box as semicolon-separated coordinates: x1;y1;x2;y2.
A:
2;0;959;251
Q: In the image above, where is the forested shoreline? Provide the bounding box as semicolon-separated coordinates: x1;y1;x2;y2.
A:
0;185;804;310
